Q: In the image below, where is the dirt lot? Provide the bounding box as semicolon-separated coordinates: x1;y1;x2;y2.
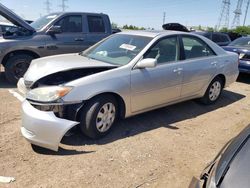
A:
0;71;250;188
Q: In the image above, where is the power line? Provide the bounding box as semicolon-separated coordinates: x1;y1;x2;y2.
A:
243;0;250;26
217;0;231;30
59;0;68;12
44;0;52;14
231;0;244;28
163;12;166;25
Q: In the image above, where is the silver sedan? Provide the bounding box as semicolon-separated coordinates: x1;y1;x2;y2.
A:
18;30;239;151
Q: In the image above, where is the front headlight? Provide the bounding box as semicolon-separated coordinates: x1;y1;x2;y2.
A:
26;86;73;102
239;53;245;59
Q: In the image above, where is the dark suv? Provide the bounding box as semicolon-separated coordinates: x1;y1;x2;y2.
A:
194;32;231;46
0;3;112;83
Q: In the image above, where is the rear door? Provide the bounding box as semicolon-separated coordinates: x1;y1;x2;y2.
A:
130;36;183;112
85;15;111;47
45;14;88;55
179;35;218;97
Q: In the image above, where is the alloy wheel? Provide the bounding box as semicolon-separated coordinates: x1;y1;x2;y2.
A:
209;81;221;101
96;102;116;133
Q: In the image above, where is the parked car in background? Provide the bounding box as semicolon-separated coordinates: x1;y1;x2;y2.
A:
224;31;243;41
0;21;16;35
0;3;112;83
223;37;250;74
112;28;121;34
162;23;189;32
25;20;33;24
18;30;239;151
194;31;231;46
189;124;250;188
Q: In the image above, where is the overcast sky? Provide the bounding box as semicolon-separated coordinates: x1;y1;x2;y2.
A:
0;0;249;29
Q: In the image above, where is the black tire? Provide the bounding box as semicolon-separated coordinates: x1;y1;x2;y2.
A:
200;77;223;105
5;54;34;84
79;95;118;139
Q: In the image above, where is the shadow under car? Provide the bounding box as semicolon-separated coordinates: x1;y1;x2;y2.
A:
61;89;245;148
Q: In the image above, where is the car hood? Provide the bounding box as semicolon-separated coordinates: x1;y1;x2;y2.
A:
214;124;250;186
223;46;250;53
0;3;35;32
24;53;116;82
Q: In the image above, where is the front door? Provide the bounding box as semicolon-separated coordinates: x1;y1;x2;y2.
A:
130;36;183;113
45;15;88;56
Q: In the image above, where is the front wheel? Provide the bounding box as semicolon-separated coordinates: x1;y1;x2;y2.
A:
79;95;118;139
200;77;223;105
5;54;34;84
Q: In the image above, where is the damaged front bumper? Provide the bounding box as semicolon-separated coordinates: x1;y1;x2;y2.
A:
21;100;79;151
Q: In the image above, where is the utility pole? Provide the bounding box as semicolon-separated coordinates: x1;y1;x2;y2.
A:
217;0;231;30
231;0;244;28
243;0;250;26
163;12;166;25
44;0;52;14
59;0;68;12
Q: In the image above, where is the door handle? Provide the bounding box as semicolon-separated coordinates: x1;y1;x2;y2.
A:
173;68;183;73
75;38;84;41
46;45;58;50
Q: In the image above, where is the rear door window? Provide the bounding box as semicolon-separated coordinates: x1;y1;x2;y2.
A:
182;36;215;59
87;16;105;33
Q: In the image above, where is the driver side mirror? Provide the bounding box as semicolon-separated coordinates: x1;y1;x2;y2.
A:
46;25;62;35
136;58;157;69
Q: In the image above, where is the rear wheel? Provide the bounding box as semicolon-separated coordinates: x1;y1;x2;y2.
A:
79;95;118;139
5;54;34;84
200;77;223;105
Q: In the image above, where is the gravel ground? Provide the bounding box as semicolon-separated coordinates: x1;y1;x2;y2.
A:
0;71;250;188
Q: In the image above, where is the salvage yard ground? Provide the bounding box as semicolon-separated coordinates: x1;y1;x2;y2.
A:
0;70;250;188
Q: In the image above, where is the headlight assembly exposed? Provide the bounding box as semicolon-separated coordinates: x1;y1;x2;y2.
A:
26;86;73;102
239;53;245;59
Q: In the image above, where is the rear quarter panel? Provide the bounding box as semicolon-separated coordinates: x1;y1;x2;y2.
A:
220;51;239;87
200;35;239;86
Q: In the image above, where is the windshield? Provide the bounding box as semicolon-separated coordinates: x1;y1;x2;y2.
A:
82;34;152;66
30;13;60;30
229;37;250;47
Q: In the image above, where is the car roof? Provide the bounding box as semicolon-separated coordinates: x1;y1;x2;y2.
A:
49;12;109;17
194;31;228;35
117;30;191;38
116;30;227;55
236;36;250;39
